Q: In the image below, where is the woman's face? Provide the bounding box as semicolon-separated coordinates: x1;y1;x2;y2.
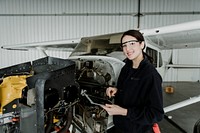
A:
121;35;144;61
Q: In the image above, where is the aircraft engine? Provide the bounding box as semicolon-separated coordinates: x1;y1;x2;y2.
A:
0;57;80;133
69;57;120;133
0;56;124;133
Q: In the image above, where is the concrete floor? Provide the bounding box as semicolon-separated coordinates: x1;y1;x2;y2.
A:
159;82;200;133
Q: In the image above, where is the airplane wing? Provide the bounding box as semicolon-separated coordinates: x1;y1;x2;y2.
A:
141;20;200;50
1;38;80;52
72;20;200;56
2;20;200;54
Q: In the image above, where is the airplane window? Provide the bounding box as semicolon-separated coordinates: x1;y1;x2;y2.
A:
146;47;162;67
146;47;157;67
159;52;163;67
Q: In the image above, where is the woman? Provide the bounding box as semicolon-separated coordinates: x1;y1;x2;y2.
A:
101;30;164;133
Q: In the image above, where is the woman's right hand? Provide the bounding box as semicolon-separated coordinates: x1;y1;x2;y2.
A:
106;87;117;98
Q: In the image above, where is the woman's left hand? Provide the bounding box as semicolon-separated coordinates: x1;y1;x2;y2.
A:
101;104;127;116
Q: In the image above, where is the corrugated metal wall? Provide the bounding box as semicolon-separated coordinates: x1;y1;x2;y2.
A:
0;0;139;45
141;0;200;28
0;0;200;81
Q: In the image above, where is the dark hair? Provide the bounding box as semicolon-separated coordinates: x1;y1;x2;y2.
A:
121;30;153;63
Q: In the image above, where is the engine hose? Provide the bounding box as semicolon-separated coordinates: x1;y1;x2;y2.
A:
45;111;54;133
58;107;73;133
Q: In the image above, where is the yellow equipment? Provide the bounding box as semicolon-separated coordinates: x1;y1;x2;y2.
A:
0;75;30;113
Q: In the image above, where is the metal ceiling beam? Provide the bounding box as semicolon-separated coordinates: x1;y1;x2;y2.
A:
0;11;200;16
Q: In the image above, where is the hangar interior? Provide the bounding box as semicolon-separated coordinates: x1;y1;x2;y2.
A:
1;0;200;133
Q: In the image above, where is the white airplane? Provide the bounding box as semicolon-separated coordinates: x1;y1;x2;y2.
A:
1;20;200;133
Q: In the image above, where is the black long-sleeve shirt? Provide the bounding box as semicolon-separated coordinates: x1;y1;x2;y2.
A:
113;57;164;133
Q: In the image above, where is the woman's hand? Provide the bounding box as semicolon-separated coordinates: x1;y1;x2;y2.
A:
101;104;127;116
106;87;117;98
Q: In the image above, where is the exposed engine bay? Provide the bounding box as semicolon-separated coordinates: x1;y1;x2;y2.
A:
69;56;124;133
0;56;124;133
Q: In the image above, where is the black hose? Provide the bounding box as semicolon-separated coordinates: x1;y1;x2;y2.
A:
57;107;73;133
45;111;54;133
